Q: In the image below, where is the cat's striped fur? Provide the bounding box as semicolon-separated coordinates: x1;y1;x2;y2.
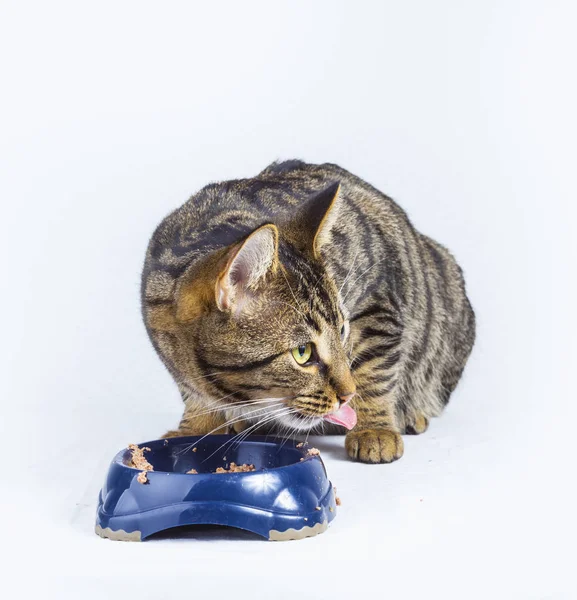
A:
141;160;475;463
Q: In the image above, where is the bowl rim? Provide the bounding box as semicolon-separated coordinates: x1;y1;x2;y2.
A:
118;434;321;476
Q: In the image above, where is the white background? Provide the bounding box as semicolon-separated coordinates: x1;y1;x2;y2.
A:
1;1;576;598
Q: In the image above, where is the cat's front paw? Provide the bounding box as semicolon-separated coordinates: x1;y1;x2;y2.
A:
345;428;404;464
405;413;429;435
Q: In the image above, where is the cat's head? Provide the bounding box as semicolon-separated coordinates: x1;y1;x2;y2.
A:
144;183;357;432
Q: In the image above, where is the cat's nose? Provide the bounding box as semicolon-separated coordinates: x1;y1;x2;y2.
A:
338;392;356;406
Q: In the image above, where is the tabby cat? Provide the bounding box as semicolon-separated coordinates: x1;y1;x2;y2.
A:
141;160;475;463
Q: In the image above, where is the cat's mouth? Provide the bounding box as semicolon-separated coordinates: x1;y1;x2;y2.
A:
281;403;357;431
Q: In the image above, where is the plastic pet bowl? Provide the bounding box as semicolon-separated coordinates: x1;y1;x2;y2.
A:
95;435;337;541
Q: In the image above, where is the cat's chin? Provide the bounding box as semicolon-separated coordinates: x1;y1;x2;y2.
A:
276;412;323;432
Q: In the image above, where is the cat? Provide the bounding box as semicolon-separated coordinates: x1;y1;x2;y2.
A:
141;160;475;463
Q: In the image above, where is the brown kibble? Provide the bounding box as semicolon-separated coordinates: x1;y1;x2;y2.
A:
335;496;342;506
307;448;320;456
214;462;255;473
192;447;197;453
128;444;154;473
137;471;149;484
187;468;198;474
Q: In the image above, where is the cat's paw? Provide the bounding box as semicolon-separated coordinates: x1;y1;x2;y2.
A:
345;428;404;463
404;413;429;435
229;420;248;434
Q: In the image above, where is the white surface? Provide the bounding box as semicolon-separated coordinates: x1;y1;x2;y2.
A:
1;1;576;598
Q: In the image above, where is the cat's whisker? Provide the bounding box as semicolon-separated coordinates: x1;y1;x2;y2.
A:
278;409;309;447
203;406;289;456
251;410;300;449
227;395;295;413
178;397;291;422
203;406;297;461
174;396;298;455
281;419;302;449
277;420;292;450
227;407;300;451
228;417;267;451
304;420;312;444
176;403;283;455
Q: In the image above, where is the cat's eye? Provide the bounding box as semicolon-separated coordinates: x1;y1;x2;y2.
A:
291;343;313;365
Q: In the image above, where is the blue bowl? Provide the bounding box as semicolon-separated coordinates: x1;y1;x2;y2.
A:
95;435;337;541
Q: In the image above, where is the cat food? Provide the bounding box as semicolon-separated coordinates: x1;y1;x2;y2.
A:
128;444;154;470
300;447;321;460
215;462;256;473
128;444;154;485
334;486;342;505
186;464;254;474
128;443;256;479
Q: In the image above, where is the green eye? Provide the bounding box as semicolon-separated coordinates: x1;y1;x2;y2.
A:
291;343;313;365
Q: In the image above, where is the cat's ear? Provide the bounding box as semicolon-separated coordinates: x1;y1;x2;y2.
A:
296;182;341;258
215;224;279;312
174;224;278;322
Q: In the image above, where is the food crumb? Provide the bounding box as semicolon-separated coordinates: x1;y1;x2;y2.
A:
315;506;321;511
307;447;320;456
223;456;226;460
192;447;197;452
300;457;305;461
296;442;308;448
163;439;169;445
128;444;153;469
329;506;334;512
129;444;154;484
187;468;198;474
214;462;255;473
335;496;342;506
304;517;308;521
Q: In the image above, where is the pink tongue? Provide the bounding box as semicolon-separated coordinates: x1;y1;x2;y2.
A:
322;403;357;430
